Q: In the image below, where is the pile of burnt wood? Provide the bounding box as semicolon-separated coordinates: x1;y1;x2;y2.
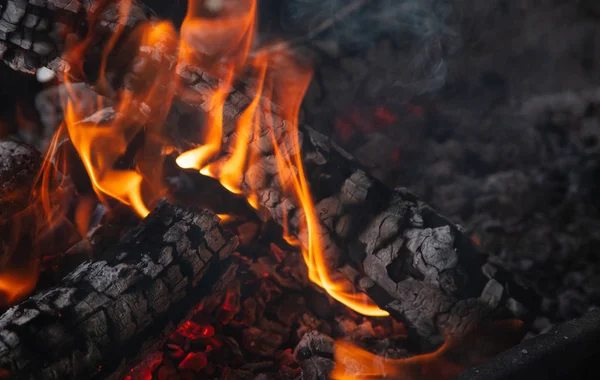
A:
1;1;599;380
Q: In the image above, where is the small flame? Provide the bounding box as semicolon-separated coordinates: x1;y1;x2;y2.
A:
331;340;461;380
213;57;267;195
64;101;150;218
332;320;526;379
0;262;39;305
175;69;234;171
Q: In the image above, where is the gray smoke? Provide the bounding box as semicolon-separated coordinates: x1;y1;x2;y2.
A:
280;0;462;97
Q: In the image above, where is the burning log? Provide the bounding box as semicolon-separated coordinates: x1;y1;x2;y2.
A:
169;63;541;347
2;0;539;348
0;200;238;379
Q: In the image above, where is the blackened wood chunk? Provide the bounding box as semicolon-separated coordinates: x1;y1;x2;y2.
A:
294;331;335;380
0;138;41;219
0;200;239;380
0;0;152;74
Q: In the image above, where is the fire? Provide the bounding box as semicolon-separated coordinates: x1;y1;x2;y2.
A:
175;70;233;171
174;1;386;316
332;320;526;379
331;340;461;380
3;0;385;316
266;58;388;317
64;98;150;218
210;57;267;195
0;262;39;305
59;14;181;219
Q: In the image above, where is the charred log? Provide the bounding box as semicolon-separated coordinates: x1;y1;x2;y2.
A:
167;64;541;347
0;138;40;219
0;200;238;380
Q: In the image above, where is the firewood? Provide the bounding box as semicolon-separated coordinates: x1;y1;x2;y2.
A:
171;66;541;347
0;200;239;380
1;0;540;347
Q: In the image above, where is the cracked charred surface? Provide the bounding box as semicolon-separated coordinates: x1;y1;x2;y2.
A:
40;44;540;347
294;331;335;380
0;200;238;380
169;61;541;347
0;0;152;74
0;139;41;219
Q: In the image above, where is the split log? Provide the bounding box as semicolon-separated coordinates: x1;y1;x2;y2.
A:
2;0;540;347
0;200;238;380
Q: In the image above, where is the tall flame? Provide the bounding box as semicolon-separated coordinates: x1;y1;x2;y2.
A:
267;57;388;317
59;17;181;218
174;0;385;316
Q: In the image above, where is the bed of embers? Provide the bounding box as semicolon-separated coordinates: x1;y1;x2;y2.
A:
1;0;600;379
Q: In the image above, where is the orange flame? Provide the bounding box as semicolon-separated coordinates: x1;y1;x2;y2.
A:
332;319;526;379
59;19;180;219
267;57;388;317
175;69;234;171
64;100;149;217
175;0;386;316
0;263;39;306
331;340;461;380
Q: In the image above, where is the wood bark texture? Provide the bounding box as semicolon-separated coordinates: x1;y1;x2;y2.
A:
0;200;238;380
166;63;541;347
0;0;151;73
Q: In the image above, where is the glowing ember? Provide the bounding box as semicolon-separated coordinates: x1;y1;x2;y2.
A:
179;352;209;372
177;321;216;340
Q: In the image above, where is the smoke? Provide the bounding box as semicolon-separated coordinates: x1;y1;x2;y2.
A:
280;0;462;97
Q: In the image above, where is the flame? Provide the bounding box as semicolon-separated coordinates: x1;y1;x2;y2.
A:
175;0;386;315
181;0;256;66
64;100;149;218
0;262;39;305
59;19;181;219
331;340;461;380
4;0;385;316
332;320;526;379
266;57;388;317
175;69;234;171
